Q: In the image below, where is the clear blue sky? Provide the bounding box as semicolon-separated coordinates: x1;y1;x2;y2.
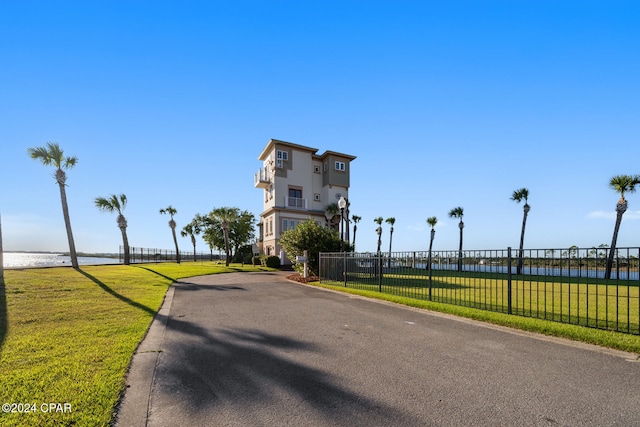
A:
1;1;639;254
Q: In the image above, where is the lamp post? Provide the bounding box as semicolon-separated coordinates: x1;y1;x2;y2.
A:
338;196;347;252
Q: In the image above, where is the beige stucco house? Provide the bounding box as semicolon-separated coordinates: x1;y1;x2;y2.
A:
254;139;356;264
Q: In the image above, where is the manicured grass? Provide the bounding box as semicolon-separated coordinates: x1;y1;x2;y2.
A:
324;268;640;335
311;280;640;354
0;262;272;427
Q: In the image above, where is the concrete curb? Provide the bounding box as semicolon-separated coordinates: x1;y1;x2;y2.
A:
113;284;175;426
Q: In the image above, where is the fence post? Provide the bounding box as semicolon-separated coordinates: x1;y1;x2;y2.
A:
507;247;513;315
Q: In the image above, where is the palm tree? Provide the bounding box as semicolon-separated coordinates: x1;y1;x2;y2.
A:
159;205;180;263
181;220;202;262
605;175;640;280
374;217;384;254
448;206;464;271
325;203;340;231
385;217;396;268
426;216;438;271
511;188;530;275
95;194;130;265
210;207;238;266
351;215;361;251
28;142;79;269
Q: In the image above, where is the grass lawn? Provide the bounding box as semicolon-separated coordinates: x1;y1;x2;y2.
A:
0;262;272;427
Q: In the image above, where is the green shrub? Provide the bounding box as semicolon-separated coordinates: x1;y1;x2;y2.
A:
279;219;342;275
264;255;281;268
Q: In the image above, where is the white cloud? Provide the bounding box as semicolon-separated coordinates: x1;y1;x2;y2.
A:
587;210;640;220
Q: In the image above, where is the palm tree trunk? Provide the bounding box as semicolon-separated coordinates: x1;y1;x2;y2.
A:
171;228;180;263
605;212;624;280
223;229;230;266
458;222;463;272
428;230;435;271
0;214;5;286
387;229;393;268
120;226;130;265
191;235;197;261
58;181;79;269
517;207;528;275
352;225;357;252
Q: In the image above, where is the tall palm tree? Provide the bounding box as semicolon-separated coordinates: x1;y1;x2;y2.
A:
426;216;438;271
374;217;384;254
28;142;79;269
159;205;180;263
95;194;130;265
351;215;361;251
181;220;202;262
210;207;238;266
511;188;530;275
448;206;464;271
385;217;396;268
605;175;640;280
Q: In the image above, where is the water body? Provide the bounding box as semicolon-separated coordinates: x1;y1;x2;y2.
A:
2;252;119;269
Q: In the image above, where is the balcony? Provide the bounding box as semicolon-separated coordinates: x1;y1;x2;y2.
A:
254;168;271;188
285;196;307;210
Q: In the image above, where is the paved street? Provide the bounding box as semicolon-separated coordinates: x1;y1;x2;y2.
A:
116;271;640;426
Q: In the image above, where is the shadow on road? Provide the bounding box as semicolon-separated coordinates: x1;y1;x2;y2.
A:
155;316;423;425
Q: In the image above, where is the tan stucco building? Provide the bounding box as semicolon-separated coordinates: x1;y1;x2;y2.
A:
254;139;356;264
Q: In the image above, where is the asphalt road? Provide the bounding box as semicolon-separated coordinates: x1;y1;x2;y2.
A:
115;271;640;427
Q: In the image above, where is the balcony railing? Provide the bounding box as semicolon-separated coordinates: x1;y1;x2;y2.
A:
286;196;307;209
254;168;271;188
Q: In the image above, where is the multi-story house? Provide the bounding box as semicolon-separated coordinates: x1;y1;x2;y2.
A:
254;139;356;264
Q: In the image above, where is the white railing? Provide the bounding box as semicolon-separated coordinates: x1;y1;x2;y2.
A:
285;196;307;209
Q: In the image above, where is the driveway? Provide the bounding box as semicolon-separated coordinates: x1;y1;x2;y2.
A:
115;271;640;426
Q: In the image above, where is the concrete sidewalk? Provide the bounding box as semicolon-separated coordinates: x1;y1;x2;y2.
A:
114;271;640;426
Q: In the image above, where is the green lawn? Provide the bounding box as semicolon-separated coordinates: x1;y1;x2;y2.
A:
0;262;271;427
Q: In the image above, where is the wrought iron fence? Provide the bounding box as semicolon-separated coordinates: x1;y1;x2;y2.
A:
319;247;640;335
119;246;221;264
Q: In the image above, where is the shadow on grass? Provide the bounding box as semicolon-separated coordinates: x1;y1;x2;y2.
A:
77;268;157;316
133;266;177;283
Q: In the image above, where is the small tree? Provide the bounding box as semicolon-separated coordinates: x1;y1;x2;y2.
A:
385;217;396;268
159;205;180;263
95;193;130;265
605;175;640;279
181;220;202;262
374;217;384;253
351;215;361;251
426;216;438;270
511;188;530;275
28;143;79;268
448;206;464;271
279;219;342;276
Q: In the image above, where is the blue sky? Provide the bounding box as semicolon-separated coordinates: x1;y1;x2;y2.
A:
1;1;639;255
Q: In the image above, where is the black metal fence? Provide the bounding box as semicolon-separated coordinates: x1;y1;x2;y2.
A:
119;246;221;264
319;247;640;335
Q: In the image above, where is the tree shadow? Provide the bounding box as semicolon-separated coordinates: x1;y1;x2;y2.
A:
150;319;424;425
0;281;6;354
133;265;177;283
174;282;246;292
76;269;156;316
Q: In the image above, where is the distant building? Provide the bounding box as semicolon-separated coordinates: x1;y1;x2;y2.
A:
254;139;356;264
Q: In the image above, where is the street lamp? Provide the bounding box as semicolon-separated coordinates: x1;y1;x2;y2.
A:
338;196;347;251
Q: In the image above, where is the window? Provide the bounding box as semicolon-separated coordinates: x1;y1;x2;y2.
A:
276;158;283;168
314;165;320;174
324;162;329;172
276;150;288;161
335;161;346;171
289;188;302;199
314;193;321;202
282;219;303;232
